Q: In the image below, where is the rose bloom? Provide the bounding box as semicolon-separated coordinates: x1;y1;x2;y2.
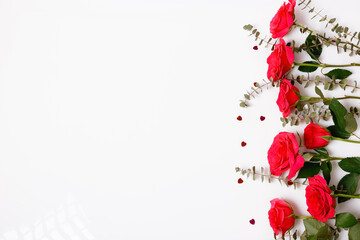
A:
276;79;300;118
267;132;304;179
270;0;296;38
305;175;336;222
267;38;294;81
268;198;295;236
304;123;331;149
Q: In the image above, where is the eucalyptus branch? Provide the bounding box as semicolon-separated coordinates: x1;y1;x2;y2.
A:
298;0;360;46
288;76;360;93
293;23;360;54
240;79;278;107
235;166;307;189
281;103;331;127
243;24;277;49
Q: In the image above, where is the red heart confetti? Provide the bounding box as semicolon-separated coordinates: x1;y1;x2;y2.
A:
260;116;265;121
249;219;255;225
238;178;244;184
253;46;258;50
237;115;242;121
241;141;247;147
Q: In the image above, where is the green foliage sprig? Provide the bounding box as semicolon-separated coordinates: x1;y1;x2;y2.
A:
243;24;277;50
235;166;306;189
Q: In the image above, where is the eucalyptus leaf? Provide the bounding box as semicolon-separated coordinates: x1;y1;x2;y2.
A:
345;113;358;133
315;86;325;99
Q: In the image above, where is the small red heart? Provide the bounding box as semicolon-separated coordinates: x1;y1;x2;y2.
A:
237;115;242;121
287;180;293;186
253;82;258;87
253;46;258;50
249;219;255;225
241;141;247;147
238;178;244;184
260;116;265;121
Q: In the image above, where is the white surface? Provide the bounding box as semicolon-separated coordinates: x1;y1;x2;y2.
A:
0;0;360;239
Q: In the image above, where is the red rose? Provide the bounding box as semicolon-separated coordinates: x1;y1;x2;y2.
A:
267;39;294;81
268;198;295;236
276;79;300;118
305;175;336;222
267;132;304;179
270;0;296;38
304;123;331;149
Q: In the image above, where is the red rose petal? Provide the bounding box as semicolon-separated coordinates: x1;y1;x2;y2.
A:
237;115;242;121
238;178;244;184
241;141;247;147
253;46;258;50
249;219;255;225
260;116;265;121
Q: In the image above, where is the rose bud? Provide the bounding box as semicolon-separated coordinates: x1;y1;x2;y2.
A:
267;132;304;179
304;123;331;149
268;198;295;236
270;0;296;39
267;39;294;81
305;175;336;222
276;79;300;118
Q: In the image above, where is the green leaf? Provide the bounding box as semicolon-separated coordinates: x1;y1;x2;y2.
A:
335;212;358;228
315;86;325;99
305;34;323;60
345;113;358;133
325;69;352;80
297;161;321;179
349;222;360;240
339;157;360;174
327;125;351;139
303;219;333;240
314;148;329;156
337;173;360;203
303;152;316;162
329;98;348;130
298;61;319;73
321;161;332;184
304;219;327;235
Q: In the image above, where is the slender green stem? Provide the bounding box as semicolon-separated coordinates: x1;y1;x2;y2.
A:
295;216;313;219
322;157;344;161
332;136;360;144
331;193;360;199
300;95;360;102
294;62;360;68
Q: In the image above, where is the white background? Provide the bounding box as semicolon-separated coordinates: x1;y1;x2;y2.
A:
1;0;360;239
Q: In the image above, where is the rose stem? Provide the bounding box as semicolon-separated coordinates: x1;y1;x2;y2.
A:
294;62;360;68
331;136;360;144
331;193;360;199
